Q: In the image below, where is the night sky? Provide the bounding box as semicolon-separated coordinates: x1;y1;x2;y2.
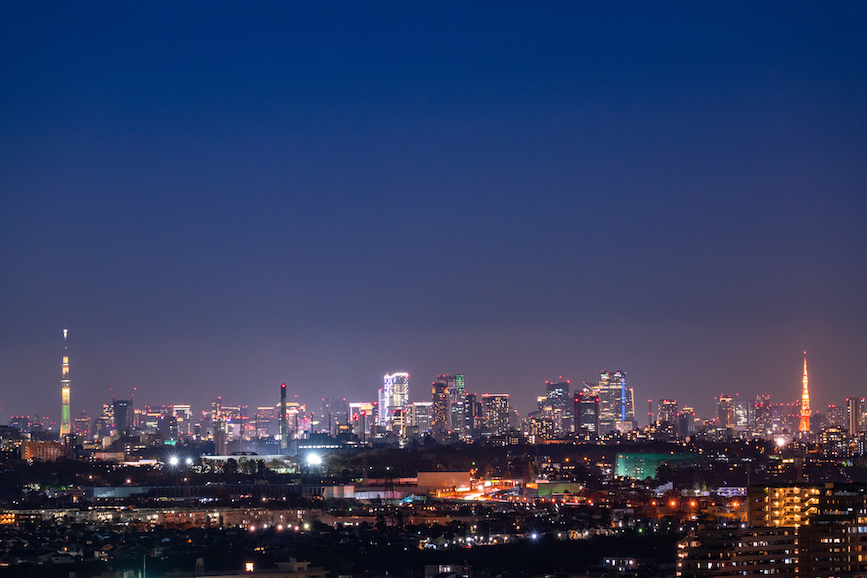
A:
1;2;866;423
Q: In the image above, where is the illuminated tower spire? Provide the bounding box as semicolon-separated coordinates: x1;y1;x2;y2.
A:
60;329;72;437
799;351;810;433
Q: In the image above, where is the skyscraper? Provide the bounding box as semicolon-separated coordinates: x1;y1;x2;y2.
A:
544;379;571;434
847;396;862;436
575;388;600;434
754;394;772;434
598;371;627;433
800;352;810;433
409;401;433;433
279;384;288;453
448;374;471;439
379;373;410;428
431;379;450;434
718;395;735;429
677;407;695;438
657;399;678;425
113;399;132;436
60;329;71;437
481;393;510;436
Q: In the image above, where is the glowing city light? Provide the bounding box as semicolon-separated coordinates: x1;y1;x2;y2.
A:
307;453;323;466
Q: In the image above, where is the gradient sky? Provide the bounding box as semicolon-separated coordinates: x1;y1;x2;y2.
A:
1;2;866;424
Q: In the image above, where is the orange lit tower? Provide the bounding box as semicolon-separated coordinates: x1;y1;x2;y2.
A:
799;352;810;432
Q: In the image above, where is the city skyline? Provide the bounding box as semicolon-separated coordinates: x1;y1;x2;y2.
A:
0;327;858;428
6;329;852;434
1;4;866;423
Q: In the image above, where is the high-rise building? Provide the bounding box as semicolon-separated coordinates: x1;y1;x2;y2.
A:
543;379;571;434
409;401;433;433
718;395;735;429
624;386;636;428
826;404;845;428
449;374;465;404
847;396;862;436
112;399;132;436
747;484;821;527
60;329;71;437
482;393;510;436
73;410;90;439
677;407;695;438
431;379;450;434
735;401;750;428
464;392;479;439
677;525;797;578
685;484;867;578
598;371;628;433
575;388;600;434
279;384;288;453
9;416;30;433
172;404;192;437
439;374;472;439
820;426;848;458
378;373;410;428
320;397;349;435
348;402;375;437
658;399;678;425
754;394;772;434
800;353;810;433
798;484;867;577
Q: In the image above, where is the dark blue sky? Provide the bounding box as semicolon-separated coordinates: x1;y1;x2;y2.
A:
1;2;866;422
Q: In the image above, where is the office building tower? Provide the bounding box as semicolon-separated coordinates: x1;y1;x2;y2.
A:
598;371;627;433
449;374;465;403
172;404;192;437
718;395;735;429
158;414;179;439
321;398;349;434
826;404;845;428
73;410;90;439
575;388;600;434
113;399;132;436
434;374;456;428
280;384;288;453
821;426;848;458
754;394;772;434
734;401;749;428
800;353;810;432
409;401;433;433
60;329;71;437
544;378;571;433
378;373;410;428
677;408;695;438
465;392;479;439
436;374;471;439
431;379;450;434
95;404;113;438
658;399;678;425
848;396;862;435
349;402;374;437
624;386;636;427
9;416;30;433
545;379;570;408
214;419;228;454
482;393;510;436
